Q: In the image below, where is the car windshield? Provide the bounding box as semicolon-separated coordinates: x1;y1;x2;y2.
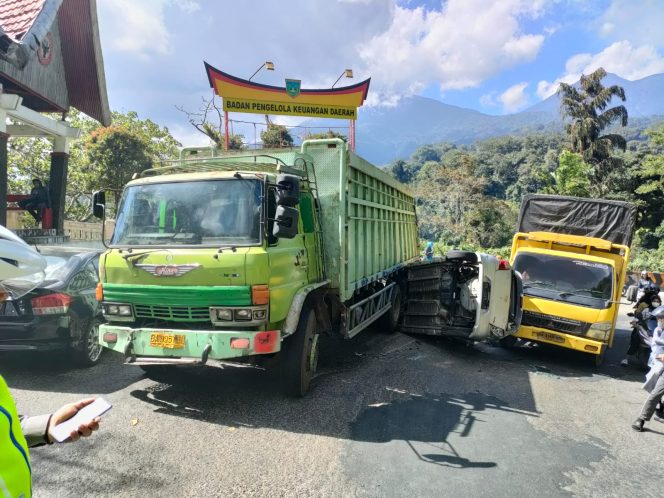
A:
513;252;613;308
111;179;262;247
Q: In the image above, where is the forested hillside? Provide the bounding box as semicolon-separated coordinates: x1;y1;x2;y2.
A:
387;127;664;270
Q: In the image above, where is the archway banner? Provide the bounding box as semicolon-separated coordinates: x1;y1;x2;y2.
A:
204;62;370;121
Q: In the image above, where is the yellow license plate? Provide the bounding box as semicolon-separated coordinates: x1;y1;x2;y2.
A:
534;331;565;344
149;333;185;349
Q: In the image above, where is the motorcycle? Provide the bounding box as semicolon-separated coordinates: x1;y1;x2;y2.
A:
626;309;658;369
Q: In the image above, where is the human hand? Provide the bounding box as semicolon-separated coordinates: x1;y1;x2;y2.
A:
47;398;101;443
658;354;664;362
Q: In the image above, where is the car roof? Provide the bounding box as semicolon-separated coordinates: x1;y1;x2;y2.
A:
36;246;102;261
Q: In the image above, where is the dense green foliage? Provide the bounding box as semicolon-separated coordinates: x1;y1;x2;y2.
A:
387;69;664;270
261;123;294;148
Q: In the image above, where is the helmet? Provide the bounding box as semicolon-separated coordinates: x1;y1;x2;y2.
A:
0;225;46;300
641;270;648;276
652;305;664;320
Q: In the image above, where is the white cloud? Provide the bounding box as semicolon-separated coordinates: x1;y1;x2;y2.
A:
98;0;200;60
357;0;548;104
480;91;497;107
599;0;664;47
536;41;664;99
499;82;529;112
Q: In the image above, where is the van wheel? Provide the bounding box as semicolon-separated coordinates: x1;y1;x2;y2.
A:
446;250;478;264
377;285;401;334
280;305;319;397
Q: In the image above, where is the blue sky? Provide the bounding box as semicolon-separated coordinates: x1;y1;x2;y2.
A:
96;0;664;145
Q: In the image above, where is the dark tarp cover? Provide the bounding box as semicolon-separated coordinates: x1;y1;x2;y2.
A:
517;194;637;246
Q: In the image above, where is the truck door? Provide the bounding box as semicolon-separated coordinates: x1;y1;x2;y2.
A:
469;254;523;340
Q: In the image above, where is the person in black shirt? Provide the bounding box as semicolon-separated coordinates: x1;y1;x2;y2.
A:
17;179;49;223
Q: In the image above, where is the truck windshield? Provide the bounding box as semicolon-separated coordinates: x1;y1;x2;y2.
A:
513;252;613;308
111;179;262;246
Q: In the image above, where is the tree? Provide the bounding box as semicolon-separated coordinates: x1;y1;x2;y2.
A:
85;126;153;210
558;67;628;196
547;150;592;197
261;123;293;148
305;130;347;142
634;125;664;247
465;198;516;248
415;154;488;245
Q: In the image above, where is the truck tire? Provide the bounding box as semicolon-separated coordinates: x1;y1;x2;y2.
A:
446;250;478;264
280;305;319;397
377;285;402;334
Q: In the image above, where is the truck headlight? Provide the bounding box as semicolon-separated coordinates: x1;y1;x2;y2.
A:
215;309;233;321
253;309;267;321
234;309;253;321
103;303;133;319
586;322;612;341
105;304;131;315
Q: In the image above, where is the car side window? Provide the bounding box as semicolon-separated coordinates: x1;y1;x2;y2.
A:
70;262;99;292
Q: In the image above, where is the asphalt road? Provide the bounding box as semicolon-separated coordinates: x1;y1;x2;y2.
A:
3;304;664;498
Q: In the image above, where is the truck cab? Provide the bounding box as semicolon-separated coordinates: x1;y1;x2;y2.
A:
509;195;636;364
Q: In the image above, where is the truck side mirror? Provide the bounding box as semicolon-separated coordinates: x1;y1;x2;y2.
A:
272;205;299;239
92;190;106;219
276;174;300;207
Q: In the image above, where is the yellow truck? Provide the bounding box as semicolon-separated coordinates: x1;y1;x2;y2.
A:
509;195;637;365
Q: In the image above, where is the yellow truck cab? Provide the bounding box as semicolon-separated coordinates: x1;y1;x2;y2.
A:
509;195;637;364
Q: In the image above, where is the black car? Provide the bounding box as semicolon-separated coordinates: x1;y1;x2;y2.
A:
0;247;104;366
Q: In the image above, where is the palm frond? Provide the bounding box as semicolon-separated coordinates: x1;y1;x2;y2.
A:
597;133;627;151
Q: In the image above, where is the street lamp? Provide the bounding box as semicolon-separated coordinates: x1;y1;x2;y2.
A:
248;61;275;81
332;69;353;88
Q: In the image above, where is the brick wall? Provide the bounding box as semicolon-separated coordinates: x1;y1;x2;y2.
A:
63;220;114;241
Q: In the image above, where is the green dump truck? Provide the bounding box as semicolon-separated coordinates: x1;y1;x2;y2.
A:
94;139;418;395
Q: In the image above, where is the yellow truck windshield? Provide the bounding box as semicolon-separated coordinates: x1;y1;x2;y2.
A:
513;252;613;309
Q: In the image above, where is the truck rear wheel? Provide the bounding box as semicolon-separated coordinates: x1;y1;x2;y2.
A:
280;305;319;397
377;285;401;334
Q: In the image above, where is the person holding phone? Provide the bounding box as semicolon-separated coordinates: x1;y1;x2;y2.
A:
1;376;102;497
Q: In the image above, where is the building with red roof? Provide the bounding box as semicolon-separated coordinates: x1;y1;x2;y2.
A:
0;0;110;232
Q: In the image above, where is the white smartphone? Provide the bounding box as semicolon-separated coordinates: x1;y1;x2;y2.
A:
51;397;112;443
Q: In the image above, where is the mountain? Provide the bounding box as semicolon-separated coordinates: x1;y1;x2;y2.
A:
305;72;664;165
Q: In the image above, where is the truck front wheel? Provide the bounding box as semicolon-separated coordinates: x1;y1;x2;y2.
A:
280;305;319;397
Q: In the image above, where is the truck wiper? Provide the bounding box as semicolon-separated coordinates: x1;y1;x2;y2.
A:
523;280;550;288
122;249;170;264
558;288;598;297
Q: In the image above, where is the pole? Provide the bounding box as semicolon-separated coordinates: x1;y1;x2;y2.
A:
349;120;356;152
224;110;229;151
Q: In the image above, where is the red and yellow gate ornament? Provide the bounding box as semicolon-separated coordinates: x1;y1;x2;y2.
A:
204;62;370;121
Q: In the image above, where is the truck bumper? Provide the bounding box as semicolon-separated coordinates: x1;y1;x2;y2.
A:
515;325;606;355
99;324;281;363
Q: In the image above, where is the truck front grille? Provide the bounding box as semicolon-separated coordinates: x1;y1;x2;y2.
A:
521;310;590;336
134;304;210;322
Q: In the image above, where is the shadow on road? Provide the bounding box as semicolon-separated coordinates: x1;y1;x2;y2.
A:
0;350;142;394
